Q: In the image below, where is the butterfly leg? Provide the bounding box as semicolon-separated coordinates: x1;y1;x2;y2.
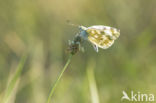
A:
93;44;99;52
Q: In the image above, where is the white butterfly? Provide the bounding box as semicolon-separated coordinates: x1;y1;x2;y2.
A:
79;25;120;52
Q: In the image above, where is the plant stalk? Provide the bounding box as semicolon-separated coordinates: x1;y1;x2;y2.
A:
46;54;73;103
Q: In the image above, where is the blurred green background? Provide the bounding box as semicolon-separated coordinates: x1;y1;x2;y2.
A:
0;0;156;103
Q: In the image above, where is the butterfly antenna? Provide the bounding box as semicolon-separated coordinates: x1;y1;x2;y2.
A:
66;20;79;27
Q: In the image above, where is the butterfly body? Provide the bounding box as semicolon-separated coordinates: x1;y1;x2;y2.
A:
79;25;120;52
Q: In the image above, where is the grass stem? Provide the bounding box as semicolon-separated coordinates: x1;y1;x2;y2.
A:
87;59;100;103
46;54;73;103
3;55;27;103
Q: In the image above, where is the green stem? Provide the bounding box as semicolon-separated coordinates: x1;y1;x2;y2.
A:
46;54;73;103
3;55;27;103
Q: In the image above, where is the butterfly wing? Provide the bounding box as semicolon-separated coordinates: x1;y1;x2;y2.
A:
86;26;118;49
88;25;120;40
79;25;120;51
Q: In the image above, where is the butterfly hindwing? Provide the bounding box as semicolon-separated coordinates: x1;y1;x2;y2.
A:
86;28;115;49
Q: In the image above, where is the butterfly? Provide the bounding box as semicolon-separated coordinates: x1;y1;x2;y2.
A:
78;25;120;52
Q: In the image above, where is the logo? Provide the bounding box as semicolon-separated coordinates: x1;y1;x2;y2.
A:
121;91;155;102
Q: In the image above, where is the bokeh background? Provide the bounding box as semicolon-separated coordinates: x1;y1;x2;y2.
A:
0;0;156;103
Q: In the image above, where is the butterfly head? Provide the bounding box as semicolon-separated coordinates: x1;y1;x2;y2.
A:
78;26;88;40
79;26;87;31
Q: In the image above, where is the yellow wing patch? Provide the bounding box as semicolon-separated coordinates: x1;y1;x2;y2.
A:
86;28;115;49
